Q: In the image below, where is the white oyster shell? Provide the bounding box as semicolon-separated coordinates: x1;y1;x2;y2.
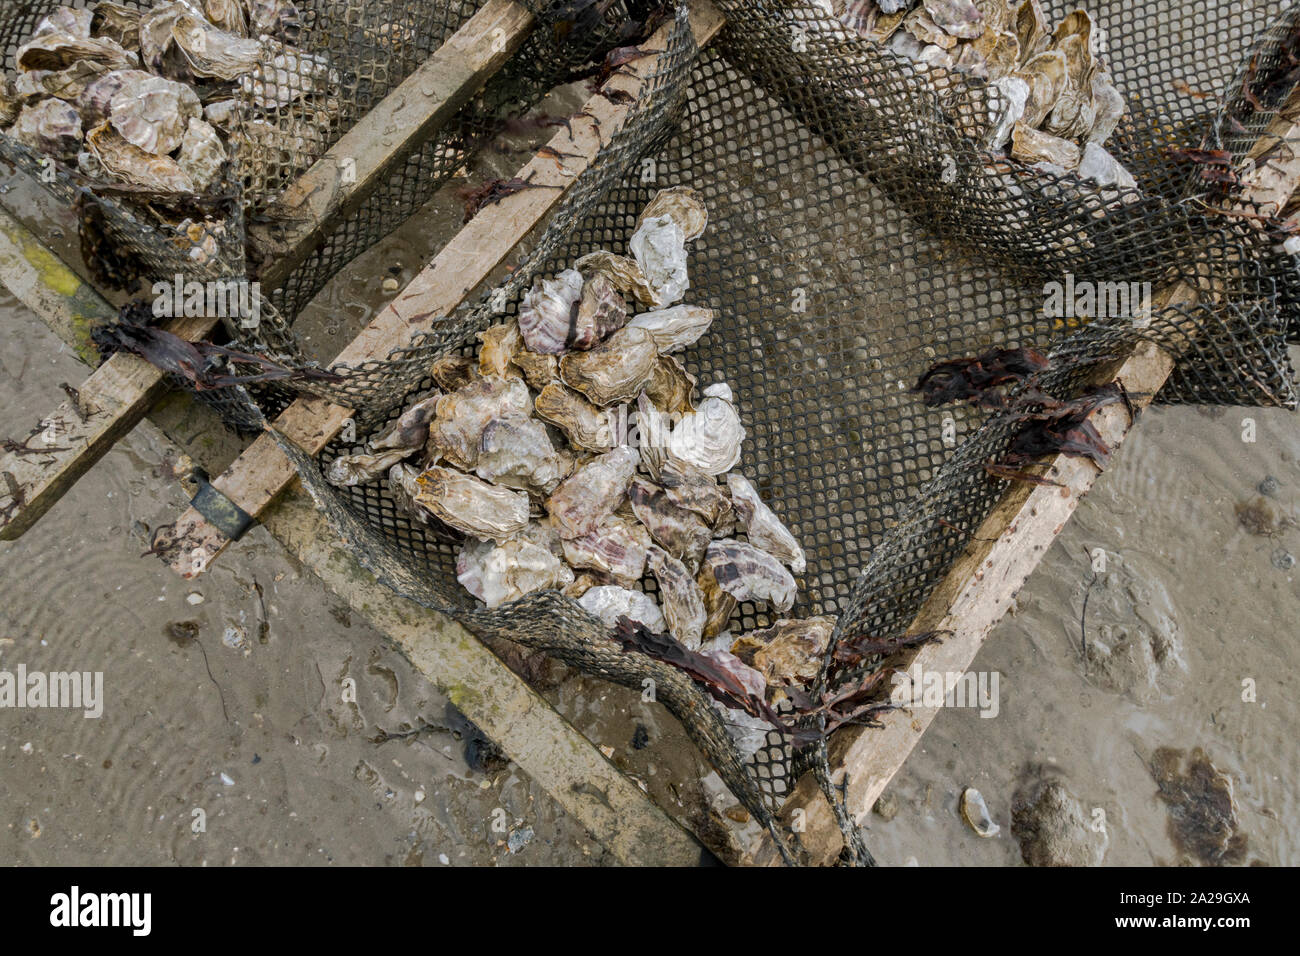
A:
578;585;666;633
726;473;807;573
665;383;744;476
457;537;575;609
625;304;717;353
628;214;688;307
518;269;584;355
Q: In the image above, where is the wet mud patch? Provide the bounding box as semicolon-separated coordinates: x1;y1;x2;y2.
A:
1011;770;1108;867
1080;558;1186;701
1147;747;1248;866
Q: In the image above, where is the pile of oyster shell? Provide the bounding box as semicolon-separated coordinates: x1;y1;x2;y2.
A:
823;0;1136;191
327;187;829;754
0;1;336;261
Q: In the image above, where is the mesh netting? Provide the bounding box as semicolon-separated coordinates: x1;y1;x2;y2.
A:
14;0;1300;863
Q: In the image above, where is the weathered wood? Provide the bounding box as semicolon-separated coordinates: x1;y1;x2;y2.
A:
0;0;538;542
748;102;1300;867
1;211;706;867
166;0;729;578
250;0;536;289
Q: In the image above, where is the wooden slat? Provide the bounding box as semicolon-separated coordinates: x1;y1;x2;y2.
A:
748;102;1300;867
0;0;536;541
1;210;706;867
165;0;729;578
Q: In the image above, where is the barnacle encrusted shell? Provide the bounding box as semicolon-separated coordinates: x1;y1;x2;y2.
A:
704;539;797;613
628;477;711;570
659;455;734;534
326;447;411;487
534;383;614;452
625;304;717;353
86;122;195;192
547;445;638;539
730;616;834;688
578;585;666;633
665;382;744;475
457;537;575;609
518;268;583;355
644;355;697;415
726;473;807;573
11;99;82;159
559;325;658;406
110;74;201;154
575;250;658;307
176;118;226;191
413;466;529;543
647;546;707;649
474;414;572;495
636;186;708;241
561;515;650;586
370;395;438;452
426;375;531;470
628;214;688;308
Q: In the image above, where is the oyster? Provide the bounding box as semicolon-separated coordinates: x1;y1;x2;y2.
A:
534;383;614;452
475;414;572;495
203;0;250;35
76;68;152;126
730;617;834;689
110;74;201;154
561;514;650;585
659;456;734;533
1015;49;1067;128
1076;142;1135;191
573;271;629;347
628;214;688;307
564;573;603;599
665;382;744;475
698;561;737;639
1013;0;1050;60
0;77;19;127
625;304;717;353
457;537;575;609
430;353;477;391
246;0;303;43
326;447;411;487
575;250;658;307
477;321;522;378
511;347;558;390
517;269;583;355
35;7;94;39
10;99;82;160
202;98;239;131
559;325;658;406
647;546;707;648
176;118;226;191
726;473;807;573
636;186;708;241
370;395;438;452
88;124;194;193
923;0;984;40
634;392;670;477
704;539;797;613
628;477;711;570
413;466;529;543
1011;121;1080;169
16;31;137;73
578;585;666;634
387;462;429;525
139;1;198;72
987;75;1029;149
173;11;265;81
644;354;697;415
90;3;143;52
547;445;638;539
1088;70;1124;145
26;58;112;102
426;375;531;470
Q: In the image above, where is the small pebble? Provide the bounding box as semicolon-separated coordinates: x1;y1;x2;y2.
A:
724;805;750;824
1259;475;1280;497
874;793;899;822
438;853;449;865
507;827;534;853
382;277;400;293
20;742;33;755
414;788;425;803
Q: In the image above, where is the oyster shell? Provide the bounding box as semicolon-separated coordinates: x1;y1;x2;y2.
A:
91;3;142;52
636;186;708;241
987;75;1029;149
176;118;226;191
388;462;429;525
644;354;697;415
634;392;670;477
547;445;638;539
202;98;239;131
665;382;744;475
457;537;575;609
1015;49;1067;128
370;395;438;453
578;585;666;633
426;375;531;470
475;414;572;495
573;271;628;347
534;382;614;452
86;123;194;192
625;304;717;353
1011;121;1080;169
517;268;583;355
575;250;658;307
76;68;152;126
561;514;650;585
16;31;137;73
647;546;707;648
1013;0;1050;60
326;447;411;487
478;321;523;378
1088;70;1124;145
26;58;112;102
430;353;477;391
564;573;603;599
704;539;797;613
173;11;265;81
511;347;558;390
110;74;201;154
246;0;303;43
11;99;82;160
628;477;711;570
628;214;688;307
0;77;19;127
726;473;807;573
35;7;94;39
697;561;737;639
659;456;734;534
559;325;658;406
960;787;1001;838
730;617;834;689
923;0;984;40
413;466;529;543
203;0;250;35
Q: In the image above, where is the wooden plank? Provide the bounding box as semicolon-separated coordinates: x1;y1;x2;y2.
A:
748;102;1300;867
165;0;729;578
249;0;536;289
0;0;537;542
1;212;706;867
